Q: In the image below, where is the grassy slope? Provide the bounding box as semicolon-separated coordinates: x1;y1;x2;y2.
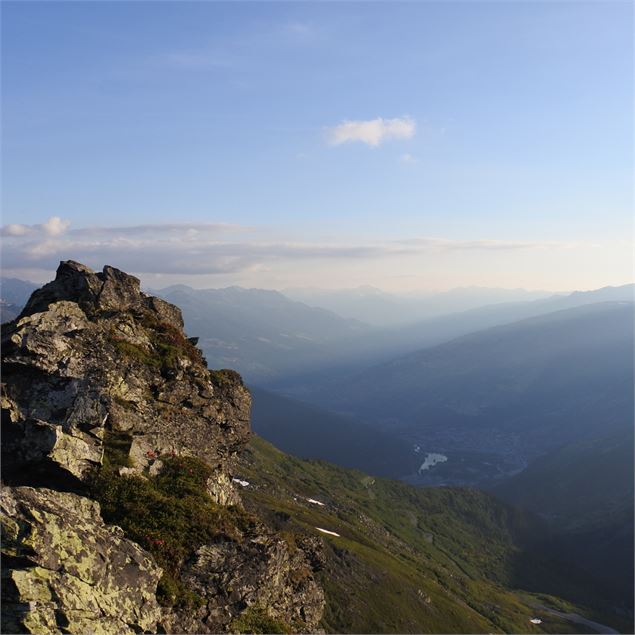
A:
249;386;419;478
493;426;634;527
238;435;624;634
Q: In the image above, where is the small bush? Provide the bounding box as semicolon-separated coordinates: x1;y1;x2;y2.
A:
230;606;291;634
110;338;160;367
108;313;203;372
209;369;233;385
140;312;203;367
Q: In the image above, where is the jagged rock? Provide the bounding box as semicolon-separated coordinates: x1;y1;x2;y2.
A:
296;535;327;572
165;526;324;633
1;261;325;634
1;486;162;634
161;527;324;634
2;261;251;500
207;471;242;507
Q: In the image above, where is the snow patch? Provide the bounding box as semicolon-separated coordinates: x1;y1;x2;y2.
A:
306;498;325;506
315;527;340;537
418;453;448;473
529;618;542;624
232;478;250;487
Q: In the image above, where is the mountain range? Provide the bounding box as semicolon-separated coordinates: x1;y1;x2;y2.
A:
269;283;634;395
5;261;633;634
1;267;632;633
296;301;633;482
0;277;39;322
283;285;556;326
152;284;371;381
4;276;631;388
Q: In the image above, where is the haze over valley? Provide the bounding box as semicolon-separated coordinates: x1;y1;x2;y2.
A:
2;272;633;632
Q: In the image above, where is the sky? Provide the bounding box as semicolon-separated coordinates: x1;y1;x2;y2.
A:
1;0;633;292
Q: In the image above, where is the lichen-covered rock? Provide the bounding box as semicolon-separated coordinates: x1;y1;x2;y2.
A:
0;261;325;634
1;486;162;634
159;525;325;633
2;260;251;501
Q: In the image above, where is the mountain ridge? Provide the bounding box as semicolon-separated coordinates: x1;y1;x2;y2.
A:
1;263;631;634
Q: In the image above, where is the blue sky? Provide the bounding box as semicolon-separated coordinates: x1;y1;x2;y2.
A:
2;1;633;291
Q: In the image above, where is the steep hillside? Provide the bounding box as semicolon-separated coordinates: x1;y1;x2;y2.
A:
238;435;630;634
250;387;419;478
494;426;634;526
493;425;634;610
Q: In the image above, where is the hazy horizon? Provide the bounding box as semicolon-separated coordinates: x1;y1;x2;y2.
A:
2;1;633;292
2;258;633;297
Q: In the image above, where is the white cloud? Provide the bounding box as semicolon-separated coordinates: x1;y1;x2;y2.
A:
72;222;248;238
42;216;71;236
327;117;416;147
1;216;70;237
2;223;31;237
400;153;418;164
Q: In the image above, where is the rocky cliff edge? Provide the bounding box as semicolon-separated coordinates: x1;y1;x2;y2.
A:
1;260;324;634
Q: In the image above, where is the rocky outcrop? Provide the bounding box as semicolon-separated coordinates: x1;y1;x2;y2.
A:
1;486;162;635
2;260;250;500
1;261;324;634
160;530;324;634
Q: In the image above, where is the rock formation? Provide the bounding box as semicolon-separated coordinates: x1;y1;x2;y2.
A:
1;486;163;634
1;261;324;634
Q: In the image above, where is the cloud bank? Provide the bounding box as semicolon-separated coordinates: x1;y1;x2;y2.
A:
327;117;416;147
1;217;558;280
1;216;71;237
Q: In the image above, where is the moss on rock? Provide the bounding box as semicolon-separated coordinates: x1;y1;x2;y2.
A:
89;455;255;609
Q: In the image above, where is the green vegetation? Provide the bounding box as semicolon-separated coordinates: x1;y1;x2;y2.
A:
90;450;255;609
110;338;161;367
107;310;204;371
209;369;236;385
238;435;626;634
101;430;134;469
230;606;291;634
139;311;203;367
